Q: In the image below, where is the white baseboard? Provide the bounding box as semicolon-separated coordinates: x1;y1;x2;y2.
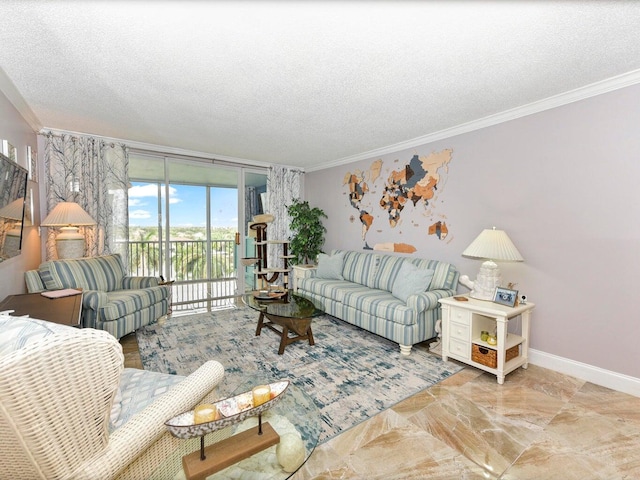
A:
529;349;640;398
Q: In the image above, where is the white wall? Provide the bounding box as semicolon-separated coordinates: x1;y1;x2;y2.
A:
0;89;41;299
305;83;640;381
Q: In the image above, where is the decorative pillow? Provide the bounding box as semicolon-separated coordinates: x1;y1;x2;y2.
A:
391;262;435;302
315;252;345;280
109;368;185;430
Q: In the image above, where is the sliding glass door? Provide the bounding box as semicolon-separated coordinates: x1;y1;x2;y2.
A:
127;152;266;312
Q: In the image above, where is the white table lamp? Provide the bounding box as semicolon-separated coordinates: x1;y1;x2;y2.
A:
41;202;96;259
460;227;524;300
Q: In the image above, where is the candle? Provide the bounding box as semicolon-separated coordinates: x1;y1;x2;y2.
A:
252;385;271;407
194;404;218;424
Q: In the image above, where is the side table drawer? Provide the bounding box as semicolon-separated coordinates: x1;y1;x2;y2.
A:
448;338;470;360
450;307;471;325
450;321;470;342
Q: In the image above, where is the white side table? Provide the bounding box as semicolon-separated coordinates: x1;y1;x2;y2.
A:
438;295;535;384
291;265;316;291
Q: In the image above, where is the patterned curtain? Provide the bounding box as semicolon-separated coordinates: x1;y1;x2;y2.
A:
266;165;303;279
43;133;129;261
244;185;260;232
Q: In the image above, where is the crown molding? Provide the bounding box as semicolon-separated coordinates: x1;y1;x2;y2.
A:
0;67;42;132
308;68;640;172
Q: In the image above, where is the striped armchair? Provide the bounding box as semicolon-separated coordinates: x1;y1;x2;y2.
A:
0;315;226;480
25;254;169;338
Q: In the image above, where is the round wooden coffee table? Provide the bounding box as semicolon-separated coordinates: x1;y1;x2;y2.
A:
243;292;324;355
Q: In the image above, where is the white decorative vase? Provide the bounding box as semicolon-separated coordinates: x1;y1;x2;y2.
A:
55;226;85;259
276;433;306;472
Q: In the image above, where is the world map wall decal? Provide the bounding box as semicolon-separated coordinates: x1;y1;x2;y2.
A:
343;149;453;253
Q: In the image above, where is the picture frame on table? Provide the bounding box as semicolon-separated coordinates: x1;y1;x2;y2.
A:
493;286;518;307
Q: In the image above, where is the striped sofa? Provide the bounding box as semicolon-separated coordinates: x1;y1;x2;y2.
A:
25;254;169;338
298;250;459;355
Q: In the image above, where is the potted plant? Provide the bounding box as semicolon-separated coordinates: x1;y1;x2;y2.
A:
286;199;327;265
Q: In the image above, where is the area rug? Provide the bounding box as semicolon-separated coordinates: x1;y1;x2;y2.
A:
136;307;462;443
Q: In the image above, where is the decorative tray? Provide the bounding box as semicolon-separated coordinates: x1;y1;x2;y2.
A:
253;291;286;300
165;380;290;439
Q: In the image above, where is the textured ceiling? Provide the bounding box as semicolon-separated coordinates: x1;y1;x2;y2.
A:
1;1;640;171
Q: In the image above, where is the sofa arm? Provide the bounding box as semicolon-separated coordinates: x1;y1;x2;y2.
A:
407;289;456;312
75;360;225;480
83;290;109;310
122;276;161;289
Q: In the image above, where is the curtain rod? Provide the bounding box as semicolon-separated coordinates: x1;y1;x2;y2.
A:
129;146;271;170
40;130;123;148
40;129;303;172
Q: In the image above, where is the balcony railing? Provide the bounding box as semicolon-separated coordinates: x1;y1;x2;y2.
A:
122;239;239;313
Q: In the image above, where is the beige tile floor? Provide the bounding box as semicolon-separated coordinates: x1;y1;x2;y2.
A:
120;334;640;479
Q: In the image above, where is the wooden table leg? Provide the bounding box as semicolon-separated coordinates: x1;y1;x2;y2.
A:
255;313;315;355
255;312;265;336
278;326;289;355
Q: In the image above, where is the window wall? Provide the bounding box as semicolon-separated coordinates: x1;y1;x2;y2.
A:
127;151;266;312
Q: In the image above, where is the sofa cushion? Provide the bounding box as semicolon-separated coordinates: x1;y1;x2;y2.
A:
110;368;185;430
391;263;435;302
315;252;345;280
369;254;405;292
38;254;126;292
0;315;71;355
97;286;169;321
340;288;421;326
409;258;458;290
335;250;378;287
298;278;368;303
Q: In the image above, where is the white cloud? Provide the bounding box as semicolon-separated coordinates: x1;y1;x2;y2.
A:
129;183;181;204
130;209;152;219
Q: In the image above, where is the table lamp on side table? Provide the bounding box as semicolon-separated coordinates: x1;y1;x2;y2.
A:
459;227;524;300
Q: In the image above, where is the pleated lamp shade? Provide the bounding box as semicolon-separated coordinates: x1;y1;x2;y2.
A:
462;227;523;262
41;202;96;227
41;202;96;259
461;227;523;300
0;198;25;221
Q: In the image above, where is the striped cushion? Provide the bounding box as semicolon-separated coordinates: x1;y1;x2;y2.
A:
370;254;405;292
84;301;168;339
38;254;126;292
122;276;160;289
340;288;420;326
333;249;378;287
409;258;459;290
298;278;369;303
24;270;45;293
98;287;169;321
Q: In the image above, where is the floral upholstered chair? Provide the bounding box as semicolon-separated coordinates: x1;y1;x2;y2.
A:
0;314;225;480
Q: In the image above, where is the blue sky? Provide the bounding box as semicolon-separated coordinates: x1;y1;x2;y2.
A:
128;182;238;228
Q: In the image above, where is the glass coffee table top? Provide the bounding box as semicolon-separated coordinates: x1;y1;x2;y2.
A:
150;376;321;480
243;291;324;355
243;291;324;319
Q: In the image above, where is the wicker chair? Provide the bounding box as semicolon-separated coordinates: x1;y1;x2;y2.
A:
0;315;225;480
